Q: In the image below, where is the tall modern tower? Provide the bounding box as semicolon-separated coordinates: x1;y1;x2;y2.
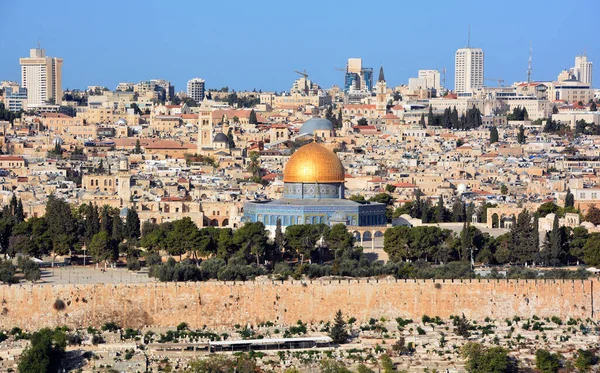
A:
20;47;63;106
572;55;593;86
187;78;206;103
343;58;374;93
454;48;484;93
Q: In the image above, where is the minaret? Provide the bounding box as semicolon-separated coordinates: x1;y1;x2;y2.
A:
197;97;214;153
376;66;387;115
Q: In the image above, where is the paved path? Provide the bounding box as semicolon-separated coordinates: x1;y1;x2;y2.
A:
38;266;155;285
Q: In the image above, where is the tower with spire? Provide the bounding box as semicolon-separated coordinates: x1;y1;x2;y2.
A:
376;66;387;115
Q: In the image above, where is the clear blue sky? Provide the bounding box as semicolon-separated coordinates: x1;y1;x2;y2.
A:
0;0;598;92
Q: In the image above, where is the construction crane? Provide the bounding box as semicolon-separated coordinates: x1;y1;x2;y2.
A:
294;69;309;79
334;67;347;72
484;78;505;87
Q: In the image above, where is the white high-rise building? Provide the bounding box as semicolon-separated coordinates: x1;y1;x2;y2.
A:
187;78;206;103
455;48;484;93
20;48;63;107
418;70;441;91
572;55;593;86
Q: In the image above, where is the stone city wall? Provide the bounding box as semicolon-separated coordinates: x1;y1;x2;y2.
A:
0;279;597;330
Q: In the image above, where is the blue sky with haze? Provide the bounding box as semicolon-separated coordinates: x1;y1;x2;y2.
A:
0;0;597;92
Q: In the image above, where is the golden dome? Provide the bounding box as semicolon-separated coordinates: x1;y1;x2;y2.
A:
283;142;345;183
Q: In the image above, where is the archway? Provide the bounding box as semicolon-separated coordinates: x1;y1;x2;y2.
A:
211;219;219;226
491;213;499;228
221;219;229;227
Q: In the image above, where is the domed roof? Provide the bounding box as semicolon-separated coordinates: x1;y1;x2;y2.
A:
52;136;64;146
283;142;345;183
213;133;229;143
116;118;127;125
299;117;334;135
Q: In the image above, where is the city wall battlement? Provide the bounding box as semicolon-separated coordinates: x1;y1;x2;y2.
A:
0;278;596;330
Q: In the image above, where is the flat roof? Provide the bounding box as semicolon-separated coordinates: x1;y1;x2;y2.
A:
209;336;332;346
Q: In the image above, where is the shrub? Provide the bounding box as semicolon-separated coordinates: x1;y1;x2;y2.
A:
101;322;120;332
145;251;162;267
535;349;561;373
127;257;141;271
53;299;66;311
92;334;105;345
575;349;598;372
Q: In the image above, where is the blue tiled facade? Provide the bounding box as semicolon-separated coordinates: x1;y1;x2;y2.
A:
244;180;386;228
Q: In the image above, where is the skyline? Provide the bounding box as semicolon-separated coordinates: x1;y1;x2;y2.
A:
0;0;598;92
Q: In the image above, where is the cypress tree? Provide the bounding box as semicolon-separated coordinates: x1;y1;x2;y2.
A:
100;206;111;233
427;106;434;127
517;125;526;144
274;218;285;256
436;197;445;223
248;109;257;124
15;199;24;223
9;194;17;217
451;106;459;128
565;189;574;209
111;215;123;243
124;208;141;240
490;126;499;144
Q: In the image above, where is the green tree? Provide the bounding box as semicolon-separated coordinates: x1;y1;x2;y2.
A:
574;349;597;372
591;101;597;112
584;205;600;225
568;226;589;263
247;151;262;179
517;125;526;144
248;109;257;124
419;113;426;128
325;224;354;256
451;199;466;222
462;342;515;373
186;353;259;373
226;127;236;148
89;231;117;267
565;189;574;208
0;259;17;284
329;310;349;344
134;139;142;154
489;126;499;144
18;256;41;282
124;208;141;240
542;214;566;266
233;222;269;265
18;328;66;373
45;195;78;263
357;118;368;126
537;202;562;218
583;233;600;266
535;349;561;373
380;354;395;373
274;219;285;257
510;209;537;264
500;184;508;195
319;359;352;373
165;217;200;258
427;106;434;127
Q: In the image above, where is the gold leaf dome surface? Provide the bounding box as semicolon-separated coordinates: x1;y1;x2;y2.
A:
283;142;345;183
